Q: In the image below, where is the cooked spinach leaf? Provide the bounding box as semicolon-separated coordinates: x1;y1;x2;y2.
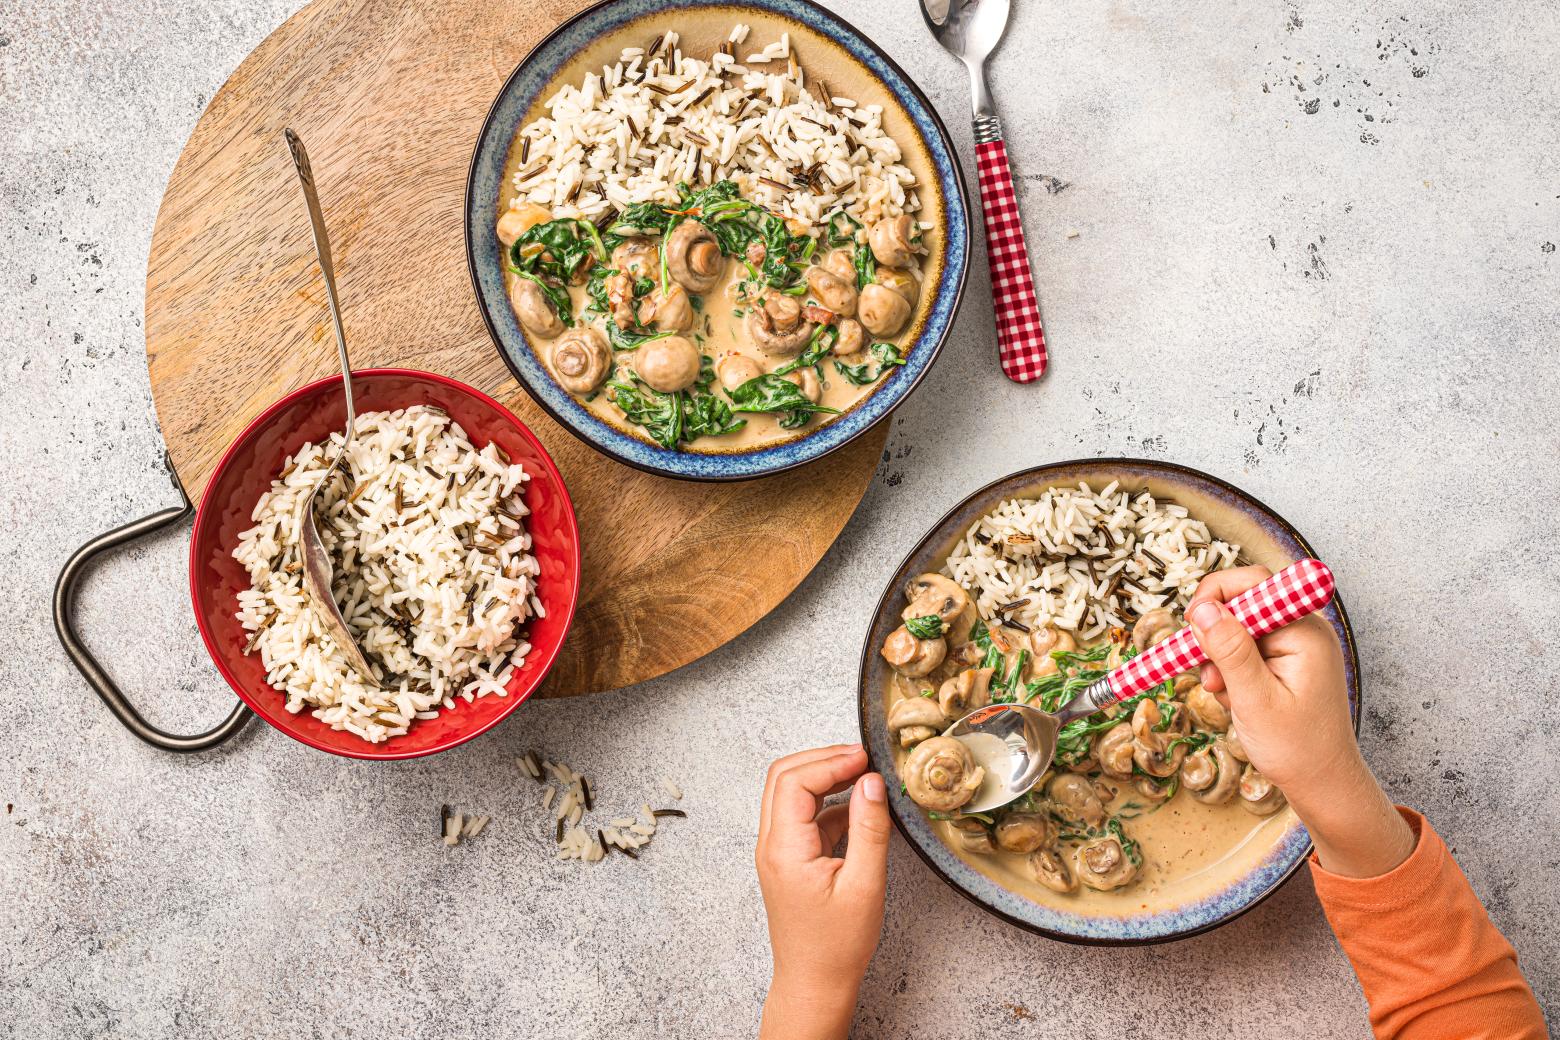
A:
904;615;944;639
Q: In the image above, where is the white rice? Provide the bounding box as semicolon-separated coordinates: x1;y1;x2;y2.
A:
509;24;920;230
233;406;539;743
945;481;1243;641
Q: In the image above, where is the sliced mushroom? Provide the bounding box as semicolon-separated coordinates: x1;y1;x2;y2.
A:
605;272;636;329
903;736;983;813
1134;775;1174;804
550;327;610;394
1047;773;1106;829
1179;675;1231;731
715;353;763;392
858;283;911;337
1225;723;1250;762
637;283;694;332
937;667;994;718
665;220;724;293
830;318;866;358
509;278;564;339
782;366;822;404
1030;847;1078;893
805;265;857;317
880;625;946;678
633;335;701;393
1238;765;1286;815
611;238;658;280
902;573;971;627
1131;608;1178;651
887;696;947;749
746;289;815;358
496;202;553;247
869;213;916;268
949;817;996;855
1076;836;1139;891
1096;722;1136;780
1026;626;1077;679
822;247;857;284
995;813;1052;854
1185;740;1240;805
874;266;920;308
1131;698;1190;778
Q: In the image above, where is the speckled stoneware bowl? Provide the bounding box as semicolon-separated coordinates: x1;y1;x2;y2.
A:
857;459;1362;945
466;0;970;481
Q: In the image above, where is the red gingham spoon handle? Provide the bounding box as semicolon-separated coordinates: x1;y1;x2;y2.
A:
974;136;1047;383
1071;559;1336;712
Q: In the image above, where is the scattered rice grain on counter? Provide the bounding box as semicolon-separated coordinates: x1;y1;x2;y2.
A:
946;481;1242;641
526;754;682;865
233;406;539;743
511;26;920;230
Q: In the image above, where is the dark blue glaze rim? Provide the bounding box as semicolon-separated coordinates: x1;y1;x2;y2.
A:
465;0;971;481
856;459;1363;945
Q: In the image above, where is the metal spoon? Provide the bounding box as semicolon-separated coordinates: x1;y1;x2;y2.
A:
946;559;1337;813
282;127;375;682
919;0;1048;383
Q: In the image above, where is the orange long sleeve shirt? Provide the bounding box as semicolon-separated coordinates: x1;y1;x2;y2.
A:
1310;808;1549;1039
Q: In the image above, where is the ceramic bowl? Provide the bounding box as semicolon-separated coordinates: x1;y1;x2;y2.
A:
189;369;581;760
857;459;1361;944
466;0;970;481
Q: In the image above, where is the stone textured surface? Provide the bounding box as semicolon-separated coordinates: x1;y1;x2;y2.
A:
3;0;1556;1035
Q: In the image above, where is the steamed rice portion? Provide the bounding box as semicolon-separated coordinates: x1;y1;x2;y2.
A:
234;406;541;743
945;481;1243;642
512;25;921;230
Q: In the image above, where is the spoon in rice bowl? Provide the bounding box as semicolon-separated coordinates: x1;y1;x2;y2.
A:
282;128;375;682
944;559;1336;813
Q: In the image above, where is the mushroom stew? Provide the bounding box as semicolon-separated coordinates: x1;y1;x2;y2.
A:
498;187;927;452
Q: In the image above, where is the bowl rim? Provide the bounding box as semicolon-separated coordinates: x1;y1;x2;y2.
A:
463;0;972;482
855;457;1362;945
187;367;582;761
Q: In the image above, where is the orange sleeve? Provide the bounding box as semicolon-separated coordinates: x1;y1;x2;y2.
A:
1310;807;1549;1040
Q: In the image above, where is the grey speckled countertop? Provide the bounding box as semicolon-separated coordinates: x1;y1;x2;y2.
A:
3;0;1556;1036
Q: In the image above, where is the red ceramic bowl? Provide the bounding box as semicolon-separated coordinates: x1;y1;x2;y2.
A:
188;369;580;759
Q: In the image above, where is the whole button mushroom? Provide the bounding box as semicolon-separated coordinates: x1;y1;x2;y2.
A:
1076;835;1139;891
995;812;1052;854
1238;765;1287;815
1030;847;1078;893
510;278;564;339
902;736;984;813
637;283;694;332
886;696;947;749
716;353;764;392
665;220;724;293
549;327;610;394
880;624;946;678
746;289;815;358
858;283;911;337
869;213;917;268
633;335;702;394
804;265;857;317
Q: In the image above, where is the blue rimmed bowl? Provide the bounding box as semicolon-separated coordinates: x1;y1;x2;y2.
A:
857;459;1362;945
466;0;970;481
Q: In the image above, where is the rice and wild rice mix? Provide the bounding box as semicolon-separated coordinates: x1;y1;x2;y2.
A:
234;406;541;743
512;25;920;229
945;481;1244;642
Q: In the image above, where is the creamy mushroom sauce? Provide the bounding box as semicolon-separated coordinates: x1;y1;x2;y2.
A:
497;188;929;453
882;577;1296;915
887;674;1293;914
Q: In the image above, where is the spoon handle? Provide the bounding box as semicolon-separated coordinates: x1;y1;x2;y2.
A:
1071;559;1336;714
283;128;355;434
973;125;1048;383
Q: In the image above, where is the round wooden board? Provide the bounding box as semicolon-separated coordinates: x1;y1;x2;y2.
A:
145;0;888;698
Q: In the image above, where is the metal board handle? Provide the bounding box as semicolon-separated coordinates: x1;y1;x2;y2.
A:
53;454;252;752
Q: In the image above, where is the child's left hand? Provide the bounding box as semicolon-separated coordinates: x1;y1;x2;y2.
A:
756;744;891;1040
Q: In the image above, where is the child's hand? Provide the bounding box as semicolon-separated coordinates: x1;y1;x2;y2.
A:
756;744;890;1040
1187;565;1357;791
1189;566;1415;878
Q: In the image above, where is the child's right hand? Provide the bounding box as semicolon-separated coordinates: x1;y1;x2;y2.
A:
1186;565;1359;792
1188;565;1416;878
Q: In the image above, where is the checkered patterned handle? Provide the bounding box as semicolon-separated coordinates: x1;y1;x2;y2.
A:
1101;559;1336;703
974;139;1047;383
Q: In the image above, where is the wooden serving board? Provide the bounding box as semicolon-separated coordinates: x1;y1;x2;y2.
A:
145;0;887;697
